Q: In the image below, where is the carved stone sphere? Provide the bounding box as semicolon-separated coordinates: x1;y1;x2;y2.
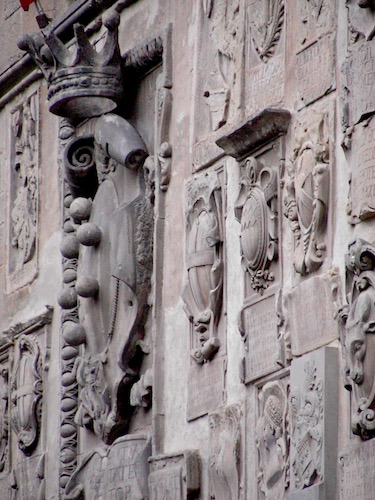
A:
60;234;80;259
69;197;92;222
58;288;78;309
76;276;99;297
62;321;86;346
77;223;102;246
63;269;77;284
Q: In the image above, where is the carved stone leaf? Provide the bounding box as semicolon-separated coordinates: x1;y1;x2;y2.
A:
249;0;285;62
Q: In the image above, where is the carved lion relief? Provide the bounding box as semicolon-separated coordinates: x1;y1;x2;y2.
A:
339;239;375;440
284;112;330;275
10;335;43;455
256;380;289;499
182;171;223;364
290;361;323;489
235;156;278;294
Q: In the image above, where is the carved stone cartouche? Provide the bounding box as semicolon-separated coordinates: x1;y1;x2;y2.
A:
11;335;43;456
182;172;223;364
340;239;375;439
235;156;278;294
18;12;123;119
62;114;152;444
284;113;330;275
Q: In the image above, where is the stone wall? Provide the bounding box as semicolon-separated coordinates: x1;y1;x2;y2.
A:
0;1;373;499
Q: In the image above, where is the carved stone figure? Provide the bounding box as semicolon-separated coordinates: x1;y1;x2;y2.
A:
290;361;323;489
209;405;243;500
235;155;278;294
256;381;288;499
10;335;43;455
0;368;9;474
10;94;38;272
182;172;223;364
247;0;285;62
339;239;375;439
284;112;330;275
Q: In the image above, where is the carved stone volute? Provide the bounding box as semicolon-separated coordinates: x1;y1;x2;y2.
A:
340;238;375;439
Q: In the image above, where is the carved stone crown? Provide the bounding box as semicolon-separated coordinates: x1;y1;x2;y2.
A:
18;12;123;119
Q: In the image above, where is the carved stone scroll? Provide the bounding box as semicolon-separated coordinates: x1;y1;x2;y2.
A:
288;347;338;499
10;335;43;456
209;404;244;500
284;108;331;276
256;380;288;499
339;239;375;440
7;91;39;292
148;450;201;500
182;170;223;364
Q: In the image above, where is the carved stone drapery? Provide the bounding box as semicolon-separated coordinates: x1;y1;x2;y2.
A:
10;335;43;456
339;239;375;440
182;171;223;364
284;111;330;275
256;380;288;499
235;156;278;294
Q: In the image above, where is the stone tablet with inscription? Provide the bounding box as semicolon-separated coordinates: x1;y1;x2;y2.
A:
240;294;280;383
287;347;338;499
148;450;200;500
284;273;339;356
340;439;375;500
347;116;375;223
64;434;150;499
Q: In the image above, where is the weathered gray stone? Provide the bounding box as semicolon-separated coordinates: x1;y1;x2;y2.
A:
340;439;375;500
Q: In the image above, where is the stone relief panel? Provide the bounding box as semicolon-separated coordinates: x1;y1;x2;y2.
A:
7;91;39;292
183;168;226;421
256;380;289;500
10;453;45;500
0;344;11;482
283;269;341;356
209;404;244;500
148;450;200;500
339;239;375;440
284;106;333;276
192;0;242;170
244;0;286;117
340;438;375;500
288;347;338;499
345;114;375;223
10;335;43;456
64;435;151;499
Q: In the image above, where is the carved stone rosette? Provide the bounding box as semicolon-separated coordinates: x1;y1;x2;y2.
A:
339;239;375;440
235;156;278;294
284;112;330;275
256;380;289;499
10;335;43;456
182;171;223;364
290;361;323;489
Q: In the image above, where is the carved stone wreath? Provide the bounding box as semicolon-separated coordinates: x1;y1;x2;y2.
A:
10;335;43;456
235;156;278;294
248;0;285;62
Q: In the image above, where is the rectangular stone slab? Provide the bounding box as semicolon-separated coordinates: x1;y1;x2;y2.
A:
340;439;375;500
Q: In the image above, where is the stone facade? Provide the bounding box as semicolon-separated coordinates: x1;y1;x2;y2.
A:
0;1;373;499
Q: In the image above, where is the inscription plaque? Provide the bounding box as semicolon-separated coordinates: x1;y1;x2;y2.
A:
240;295;279;383
148;450;200;500
340;439;375;500
347;116;375;223
187;356;226;421
296;35;335;109
64;435;151;499
342;39;375;126
285;273;340;356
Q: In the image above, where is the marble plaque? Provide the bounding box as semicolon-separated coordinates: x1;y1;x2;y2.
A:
347;116;375;223
340;439;375;500
296;35;335;109
342;39;375;126
288;347;338;499
187;357;226;421
209;404;244;500
285;273;339;356
148;450;200;500
241;295;280;383
64;435;151;499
